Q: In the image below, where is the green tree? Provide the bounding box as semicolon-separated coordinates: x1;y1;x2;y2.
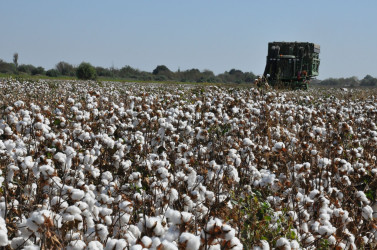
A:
18;64;36;74
13;53;18;70
0;59;16;73
76;62;97;80
119;65;142;79
56;61;75;76
46;69;59;77
95;66;112;77
360;75;377;87
31;66;45;75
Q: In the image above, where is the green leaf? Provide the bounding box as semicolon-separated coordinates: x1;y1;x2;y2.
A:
264;215;271;222
365;190;374;201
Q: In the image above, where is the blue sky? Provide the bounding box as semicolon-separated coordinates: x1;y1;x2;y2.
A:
1;0;377;79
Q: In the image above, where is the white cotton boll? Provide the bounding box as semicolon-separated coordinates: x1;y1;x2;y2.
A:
276;238;290;249
130;245;142;250
222;224;236;241
27;211;45;232
4;126;13;135
164;226;180;242
53;214;63;228
23;245;40;250
328;236;336;245
208;245;221;250
149;237;161;248
119;200;133;213
54;152;67;163
11;237;29;249
300;222;308;232
253;240;269;250
85;217;95;228
7;164;19;181
114;239;128;250
181;212;192;223
318;225;335;236
39;164;55;176
166;208;182;225
362;205;373;220
23;156;34;169
102;171;113;182
319;213;330;222
71;189;85;200
67;240;86;250
304;234;315;244
356;191;370;204
243;138;253;146
337;242;346;249
117;213;130;226
87;241;103;250
14;100;24;108
272;142;285;152
161;240;178;250
128;225;141;239
146;217;159;230
169;188;179;204
96;224;109;242
318;158;330;169
67;98;75;104
66;205;82;215
141;236;152;248
103;215;111;226
228;237;243;250
65;232;81;241
290;240;299;249
51;196;64;206
179;233;200;250
99;207;113;216
0;217;8;246
63;214;75;222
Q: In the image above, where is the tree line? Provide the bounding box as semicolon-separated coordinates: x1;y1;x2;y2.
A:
0;53;256;84
313;75;377;87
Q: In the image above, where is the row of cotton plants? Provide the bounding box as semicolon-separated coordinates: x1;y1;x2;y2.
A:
0;78;377;249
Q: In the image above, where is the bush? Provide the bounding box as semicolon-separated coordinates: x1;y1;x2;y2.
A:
56;61;75;76
18;64;36;74
0;59;16;73
76;62;97;80
31;66;45;75
46;69;59;77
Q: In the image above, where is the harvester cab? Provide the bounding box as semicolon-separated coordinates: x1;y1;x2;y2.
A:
263;42;320;89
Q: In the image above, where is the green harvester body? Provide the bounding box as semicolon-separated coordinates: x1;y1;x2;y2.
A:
263;42;320;89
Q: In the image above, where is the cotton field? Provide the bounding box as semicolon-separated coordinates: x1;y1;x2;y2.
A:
0;79;377;250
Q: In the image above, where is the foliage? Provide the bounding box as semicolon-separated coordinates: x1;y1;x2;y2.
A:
18;64;36;75
46;69;59;77
316;75;377;87
31;66;45;75
13;53;18;69
55;61;75;76
76;62;97;80
1;58;256;84
1;80;377;248
360;74;377;86
0;59;16;74
95;66;112;77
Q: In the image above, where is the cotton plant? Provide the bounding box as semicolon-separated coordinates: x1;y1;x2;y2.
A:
1;79;377;249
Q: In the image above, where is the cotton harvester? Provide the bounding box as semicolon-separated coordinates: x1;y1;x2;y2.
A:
262;42;320;89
